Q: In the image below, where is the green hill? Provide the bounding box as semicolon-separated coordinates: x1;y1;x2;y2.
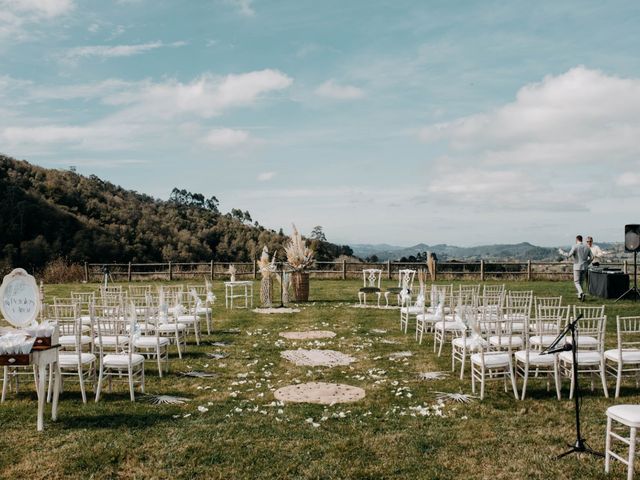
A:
0;155;350;272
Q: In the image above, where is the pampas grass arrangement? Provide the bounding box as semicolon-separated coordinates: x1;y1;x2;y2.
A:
284;224;314;272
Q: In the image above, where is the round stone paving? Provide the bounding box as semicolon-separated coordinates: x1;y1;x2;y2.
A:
279;330;336;340
274;382;365;405
280;349;356;367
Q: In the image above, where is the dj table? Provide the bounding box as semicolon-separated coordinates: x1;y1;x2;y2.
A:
588;268;629;299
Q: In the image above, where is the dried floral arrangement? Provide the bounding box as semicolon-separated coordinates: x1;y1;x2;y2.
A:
257;246;277;278
284;224;315;272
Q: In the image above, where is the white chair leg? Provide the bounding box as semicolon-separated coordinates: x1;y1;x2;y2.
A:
569;365;575;400
600;361;609;398
510;368;519;400
128;366;135;402
1;366;8;402
157;347;163;378
605;416;612;473
78;366;87;404
521;363;529;401
628;427;636;480
95;367;104;402
554;360;561;400
616;363;622;398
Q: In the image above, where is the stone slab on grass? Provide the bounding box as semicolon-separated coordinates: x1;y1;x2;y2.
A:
281;349;355;367
279;330;336;340
274;382;365;405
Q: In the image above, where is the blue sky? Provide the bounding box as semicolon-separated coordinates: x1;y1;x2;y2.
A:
1;0;639;247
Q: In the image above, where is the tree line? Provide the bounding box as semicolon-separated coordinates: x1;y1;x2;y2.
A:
0;156;352;273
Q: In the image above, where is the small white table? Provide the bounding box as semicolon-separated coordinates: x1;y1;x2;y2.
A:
224;281;254;309
1;345;61;431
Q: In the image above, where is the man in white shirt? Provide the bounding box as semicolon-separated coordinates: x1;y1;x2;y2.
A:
586;236;608;264
559;235;593;301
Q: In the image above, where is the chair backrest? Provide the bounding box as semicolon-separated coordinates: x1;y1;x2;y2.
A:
362;269;382;288
507;291;533;310
483;284;505;296
71;291;95;315
459;284;481;297
94;302;126;351
51;303;80;337
535;296;562;313
100;285;123;297
533;305;569;338
572;305;606;348
397;269;416;292
616;316;640;351
129;285;151;296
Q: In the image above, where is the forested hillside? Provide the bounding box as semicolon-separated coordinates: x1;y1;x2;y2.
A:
0;156;351;272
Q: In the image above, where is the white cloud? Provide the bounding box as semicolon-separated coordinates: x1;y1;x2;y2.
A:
418;67;640;166
227;0;255;16
0;0;73;40
616;172;640;188
257;171;275;181
315;80;365;100
61;41;186;61
6;0;73;17
105;69;293;120
202;128;249;148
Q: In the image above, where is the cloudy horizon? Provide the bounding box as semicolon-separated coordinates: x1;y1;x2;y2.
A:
1;0;639;248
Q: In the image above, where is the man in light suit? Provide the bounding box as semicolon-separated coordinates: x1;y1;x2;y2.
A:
560;235;593;301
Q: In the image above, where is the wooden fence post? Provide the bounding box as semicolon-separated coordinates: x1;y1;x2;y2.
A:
387;260;391;280
127;262;132;282
624;260;628;275
527;260;532;281
168;261;173;281
84;262;89;283
480;260;484;281
210;260;214;281
253;258;257;279
342;260;347;280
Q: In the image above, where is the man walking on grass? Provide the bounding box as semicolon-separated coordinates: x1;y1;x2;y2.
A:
560;235;593;301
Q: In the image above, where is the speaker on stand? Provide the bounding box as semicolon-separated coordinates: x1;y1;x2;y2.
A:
617;224;640;301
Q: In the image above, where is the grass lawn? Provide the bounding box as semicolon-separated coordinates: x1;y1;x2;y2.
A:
1;279;639;479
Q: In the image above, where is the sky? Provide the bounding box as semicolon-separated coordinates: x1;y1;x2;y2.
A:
1;0;639;248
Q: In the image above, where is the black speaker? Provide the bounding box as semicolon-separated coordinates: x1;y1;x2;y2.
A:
625;224;640;252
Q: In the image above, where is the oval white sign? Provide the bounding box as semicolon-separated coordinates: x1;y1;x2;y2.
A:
0;269;40;328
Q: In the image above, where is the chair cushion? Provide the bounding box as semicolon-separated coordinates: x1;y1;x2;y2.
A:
470;352;511;367
401;306;423;314
157;323;186;332
567;336;599;347
59;352;96;367
514;350;555;365
196;307;212;314
434;321;465;332
452;336;475;348
359;287;381;294
607;405;640;427
177;315;197;322
416;313;443;322
103;353;145;367
59;335;93;346
134;336;170;347
604;349;640;363
387;287;402;294
97;335;129;346
80;315;92;325
530;335;558;347
558;350;602;364
489;336;523;348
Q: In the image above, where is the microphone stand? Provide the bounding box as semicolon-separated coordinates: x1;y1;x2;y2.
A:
542;313;603;459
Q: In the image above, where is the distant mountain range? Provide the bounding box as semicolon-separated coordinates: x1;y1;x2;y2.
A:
351;242;622;262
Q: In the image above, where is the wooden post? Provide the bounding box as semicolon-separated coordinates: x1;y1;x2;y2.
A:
253;258;258;280
387;260;391;280
342;260;347;280
210;260;214;281
84;262;89;283
624;260;628;275
527;260;532;281
480;259;484;281
168;261;173;281
127;262;132;282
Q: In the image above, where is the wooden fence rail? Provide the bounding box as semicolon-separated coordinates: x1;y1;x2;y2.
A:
85;260;632;283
